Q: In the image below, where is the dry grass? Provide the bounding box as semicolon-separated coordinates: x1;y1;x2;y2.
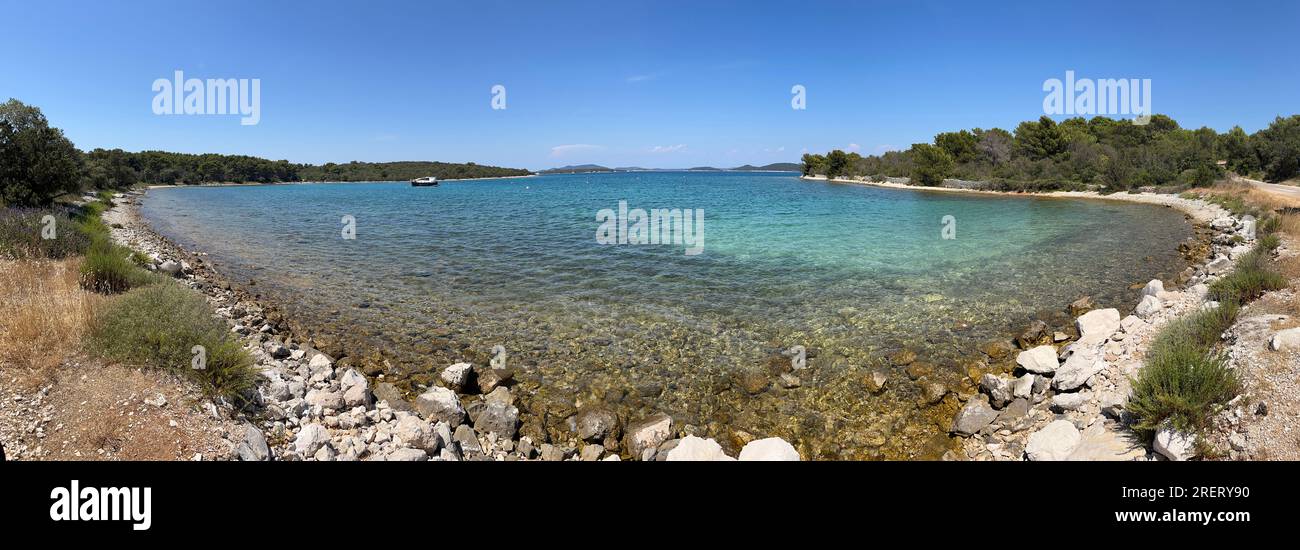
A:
0;258;103;386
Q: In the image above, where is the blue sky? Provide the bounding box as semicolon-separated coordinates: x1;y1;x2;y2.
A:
3;0;1296;170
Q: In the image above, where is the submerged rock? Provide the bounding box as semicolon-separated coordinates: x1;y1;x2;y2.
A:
952;395;998;436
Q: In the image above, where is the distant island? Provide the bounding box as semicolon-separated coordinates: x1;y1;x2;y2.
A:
539;162;799;174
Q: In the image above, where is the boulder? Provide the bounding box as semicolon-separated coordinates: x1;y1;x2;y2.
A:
339;368;367;393
415;386;466;427
305;389;344;411
1012;373;1034;399
1206;255;1233;275
1076;308;1121;344
1135;295;1162;319
393;414;441;452
1067;423;1146;461
1054;348;1105;391
235;424;270;461
440;362;473;391
1051;391;1089;411
1025;420;1081;461
737;437;801;461
952;395;999;436
474;401;519;439
665;436;734;461
1269;327;1300;351
343;383;373;409
158;260;182;276
980;374;1014;408
1016;345;1059;374
476;367;512;394
373;382;413;412
625;412;673;459
384;448;429;462
1154;427;1197;461
293;424;329;456
1016;320;1049;348
1140;279;1165;298
453;424;484;456
308;353;333;370
575;406;621;443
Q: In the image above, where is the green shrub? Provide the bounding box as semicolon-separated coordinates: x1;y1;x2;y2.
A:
1128;337;1238;437
1258;233;1281;251
87;284;256;400
0;207;91;259
79;239;165;293
1258;215;1281;235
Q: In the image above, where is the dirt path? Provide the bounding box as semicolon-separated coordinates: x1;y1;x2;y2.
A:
1234;174;1300;202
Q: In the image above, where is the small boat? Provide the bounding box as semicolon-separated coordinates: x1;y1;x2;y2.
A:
410;176;438;187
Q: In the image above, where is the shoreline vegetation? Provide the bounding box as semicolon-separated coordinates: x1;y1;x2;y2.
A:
5;96;1300;461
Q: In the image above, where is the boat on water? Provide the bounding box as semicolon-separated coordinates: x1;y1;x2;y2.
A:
410;176;438;187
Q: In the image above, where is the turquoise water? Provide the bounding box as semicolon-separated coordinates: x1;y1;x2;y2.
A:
142;172;1193;458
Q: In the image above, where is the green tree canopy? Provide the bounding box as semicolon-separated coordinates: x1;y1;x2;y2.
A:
0;99;83;206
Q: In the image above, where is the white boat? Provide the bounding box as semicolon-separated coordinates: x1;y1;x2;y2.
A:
410;176;438;187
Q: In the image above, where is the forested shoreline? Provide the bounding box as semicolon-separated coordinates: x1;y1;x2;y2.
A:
802;114;1300;192
1;99;531;207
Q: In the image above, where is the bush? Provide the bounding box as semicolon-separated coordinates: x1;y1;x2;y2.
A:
1128;334;1238;437
1208;245;1286;305
79;239;164;293
0;208;91;259
87;284;255;400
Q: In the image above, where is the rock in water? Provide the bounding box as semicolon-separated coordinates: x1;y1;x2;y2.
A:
625;412;672;459
1016;320;1049;348
1016;345;1059;374
575;406;621;442
415;386;466;427
1154;427;1197;461
952;395;999;436
1025;420;1081;461
665;436;733;461
474;401;519;439
737;437;800;461
440;363;473;391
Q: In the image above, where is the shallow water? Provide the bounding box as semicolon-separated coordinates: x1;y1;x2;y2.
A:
142;172;1193;458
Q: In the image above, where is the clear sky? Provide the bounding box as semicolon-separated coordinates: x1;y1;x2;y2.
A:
3;0;1296;170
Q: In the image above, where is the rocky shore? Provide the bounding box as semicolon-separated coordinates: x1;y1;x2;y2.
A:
101;193;800;461
940;194;1274;461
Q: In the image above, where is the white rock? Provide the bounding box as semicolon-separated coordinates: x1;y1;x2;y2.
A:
158;260;181;276
1025;420;1082;461
339;368;367;392
1140;279;1164;297
293;423;329;456
665;436;734;461
392;414;441;452
1054;348;1105;391
343;383;372;409
1051;391;1089;411
305;389;344;410
440;363;473;391
1269;327;1300;351
1153;427;1197;461
1206;256;1233;275
1241;217;1257;240
308;353;333;370
1016;345;1059;374
626;412;673;459
1119;314;1145;334
1076;308;1121;344
1012;373;1035;399
1135;295;1162;319
414;386;465;426
737;437;801;461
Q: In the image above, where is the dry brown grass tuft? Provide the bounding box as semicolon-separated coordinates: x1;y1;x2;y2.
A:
0;258;103;386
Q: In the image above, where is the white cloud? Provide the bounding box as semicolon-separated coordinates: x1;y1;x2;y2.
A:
846;143;861;152
626;72;665;83
649;144;688;153
549;144;603;158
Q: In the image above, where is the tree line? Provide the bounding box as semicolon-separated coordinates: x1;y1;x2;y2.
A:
802;114;1300;191
1;99;531;207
